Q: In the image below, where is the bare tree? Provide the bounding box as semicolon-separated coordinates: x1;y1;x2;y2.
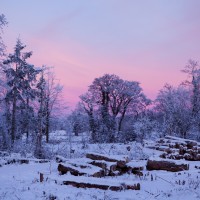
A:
80;92;97;142
35;70;46;158
43;69;63;143
35;67;63;143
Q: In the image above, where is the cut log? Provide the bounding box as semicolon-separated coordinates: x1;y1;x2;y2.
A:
62;179;140;191
132;170;143;176
126;160;145;176
86;153;128;163
58;164;86;176
117;160;126;168
179;147;187;155
146;159;189;172
174;154;184;160
88;160;110;175
186;141;197;149
56;155;68;163
58;163;105;177
88;160;107;170
184;153;200;161
118;165;132;175
88;158;130;176
86;153;116;162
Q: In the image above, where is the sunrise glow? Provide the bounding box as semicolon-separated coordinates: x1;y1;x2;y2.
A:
1;0;200;107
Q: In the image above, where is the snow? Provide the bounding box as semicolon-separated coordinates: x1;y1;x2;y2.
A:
0;160;199;200
0;131;200;200
127;160;146;168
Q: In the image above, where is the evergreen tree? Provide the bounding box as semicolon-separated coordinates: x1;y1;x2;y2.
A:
3;39;39;144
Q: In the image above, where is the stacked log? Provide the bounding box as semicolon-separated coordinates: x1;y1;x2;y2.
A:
86;153;129;163
58;162;105;177
151;136;200;161
146;159;189;172
56;155;68;163
57;152;144;191
58;164;86;176
86;153;131;176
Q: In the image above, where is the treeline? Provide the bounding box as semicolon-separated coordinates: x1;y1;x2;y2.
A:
68;62;200;143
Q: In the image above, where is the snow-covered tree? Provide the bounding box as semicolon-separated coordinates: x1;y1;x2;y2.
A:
0;14;7;57
39;68;63;142
3;39;39;144
182;60;200;129
80;74;149;142
80;92;98;142
155;84;191;138
68;104;89;136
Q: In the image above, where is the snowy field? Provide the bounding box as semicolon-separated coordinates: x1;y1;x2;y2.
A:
0;131;200;200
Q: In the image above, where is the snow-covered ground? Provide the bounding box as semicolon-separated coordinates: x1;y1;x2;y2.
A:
0;131;200;200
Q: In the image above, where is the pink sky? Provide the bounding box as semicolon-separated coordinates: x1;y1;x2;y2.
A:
1;1;200;108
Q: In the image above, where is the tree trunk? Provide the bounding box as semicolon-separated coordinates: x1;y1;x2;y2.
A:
26;98;30;139
4;100;11;147
11;91;16;144
35;132;43;158
45;99;50;143
36;76;45;158
89;113;96;142
118;110;126;133
36;105;44;158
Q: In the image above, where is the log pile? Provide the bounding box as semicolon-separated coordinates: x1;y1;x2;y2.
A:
86;153;131;176
58;162;105;177
57;152;144;191
149;136;200;161
57;153;143;177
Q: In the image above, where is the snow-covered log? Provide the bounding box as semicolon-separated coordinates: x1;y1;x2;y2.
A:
86;152;128;163
146;159;189;172
63;181;140;191
62;176;140;191
86;153;146;176
58;163;105;177
56;155;68;163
